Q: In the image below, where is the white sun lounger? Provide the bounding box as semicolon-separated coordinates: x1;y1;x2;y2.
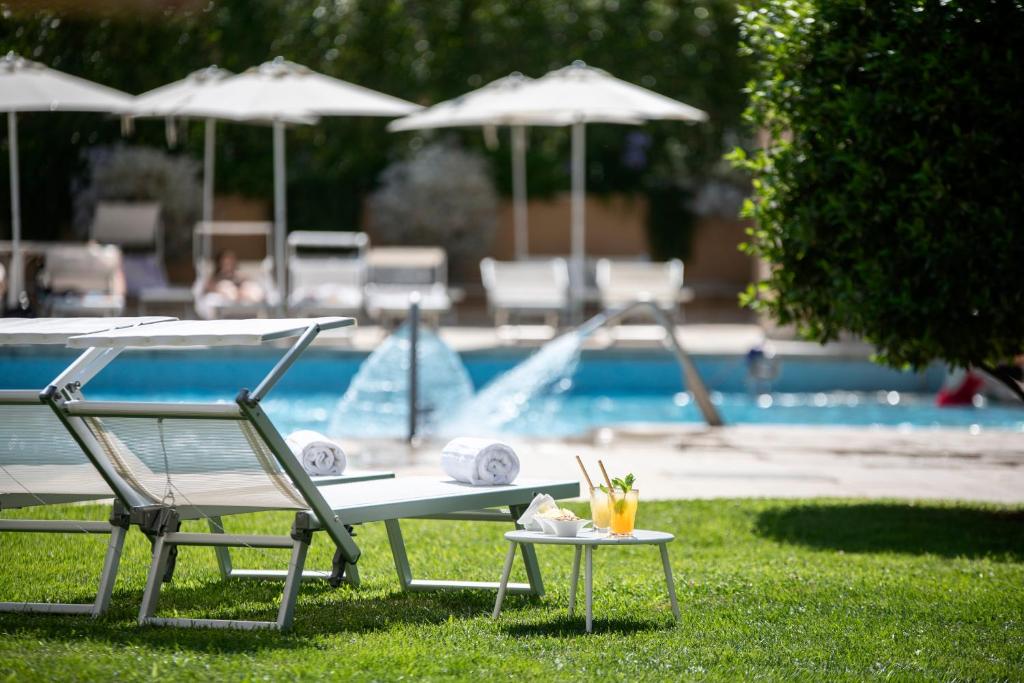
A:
192;221;281;319
595;258;688;315
480;257;570;327
0;316;173;616
41;243;127;317
54;317;577;630
287;230;368;318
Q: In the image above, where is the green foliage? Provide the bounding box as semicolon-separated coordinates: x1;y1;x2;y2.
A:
612;472;637;494
732;0;1024;369
1;499;1022;680
0;0;751;255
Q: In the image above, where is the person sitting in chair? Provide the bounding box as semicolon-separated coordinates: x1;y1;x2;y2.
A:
205;250;264;304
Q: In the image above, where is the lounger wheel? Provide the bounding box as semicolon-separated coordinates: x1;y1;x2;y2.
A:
329;524;357;588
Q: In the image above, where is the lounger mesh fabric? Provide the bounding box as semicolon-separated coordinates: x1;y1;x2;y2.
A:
83;415;306;510
0;404;111;505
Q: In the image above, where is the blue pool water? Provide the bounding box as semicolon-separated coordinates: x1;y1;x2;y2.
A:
1;348;1021;436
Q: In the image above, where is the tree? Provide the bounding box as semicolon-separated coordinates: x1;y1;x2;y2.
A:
732;0;1024;396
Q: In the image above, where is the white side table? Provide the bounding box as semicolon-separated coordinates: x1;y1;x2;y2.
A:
492;529;680;633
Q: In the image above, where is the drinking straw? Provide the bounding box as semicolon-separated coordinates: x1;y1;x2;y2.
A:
575;455;595;490
597;460;615;492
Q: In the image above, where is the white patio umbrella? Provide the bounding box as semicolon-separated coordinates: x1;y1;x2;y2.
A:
161;57;420;301
0;51;133;309
389;73;641;261
132;66;234;224
405;61;707;315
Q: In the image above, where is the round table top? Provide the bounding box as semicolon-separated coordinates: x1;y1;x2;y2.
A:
505;529;674;546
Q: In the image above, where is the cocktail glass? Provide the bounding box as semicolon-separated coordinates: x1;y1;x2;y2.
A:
609;489;639;537
589;486;612;533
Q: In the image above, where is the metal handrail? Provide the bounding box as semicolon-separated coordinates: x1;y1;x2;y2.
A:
577;299;723;427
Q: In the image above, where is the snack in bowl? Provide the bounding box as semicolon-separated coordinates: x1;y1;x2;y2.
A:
536;507;591;537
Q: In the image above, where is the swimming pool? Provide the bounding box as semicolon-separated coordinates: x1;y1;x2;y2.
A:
1;348;1020;436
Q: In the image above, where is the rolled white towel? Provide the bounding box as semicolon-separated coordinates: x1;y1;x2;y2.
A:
285;430;347;477
441;437;520;486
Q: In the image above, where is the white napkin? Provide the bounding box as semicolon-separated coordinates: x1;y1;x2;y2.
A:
515;493;558;531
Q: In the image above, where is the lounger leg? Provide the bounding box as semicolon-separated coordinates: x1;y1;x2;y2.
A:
659;543;681;621
385;519;414;590
91;523;127;617
0;515;127;616
138;534;173;625
491;542;518;619
207;514;350;585
509;504;545;596
384;516;536;594
208;517;233;580
140;529;310;630
568;545;582;617
276;532;311;631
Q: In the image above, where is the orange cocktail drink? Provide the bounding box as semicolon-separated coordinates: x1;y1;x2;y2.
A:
609;489;639;536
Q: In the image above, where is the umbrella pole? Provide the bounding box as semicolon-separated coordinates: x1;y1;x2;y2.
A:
272;119;287;313
202;118;216;224
511;125;529;260
6;111;21;310
570;120;586;322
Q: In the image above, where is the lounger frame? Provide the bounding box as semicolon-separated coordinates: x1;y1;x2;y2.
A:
0;391;131;617
0;318;175;617
46;318;575;630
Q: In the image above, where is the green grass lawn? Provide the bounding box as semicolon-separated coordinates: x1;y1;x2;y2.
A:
1;498;1022;681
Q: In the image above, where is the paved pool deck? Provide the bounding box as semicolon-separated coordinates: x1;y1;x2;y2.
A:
318;323;876;358
339;425;1024;504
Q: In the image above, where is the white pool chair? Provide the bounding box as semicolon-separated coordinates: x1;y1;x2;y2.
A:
192;221;280;319
91;201;169;297
56;317;577;631
481;257;570;328
41;243;127;316
595;258;689;320
364;247;452;325
0;316;173;616
287;230;368;318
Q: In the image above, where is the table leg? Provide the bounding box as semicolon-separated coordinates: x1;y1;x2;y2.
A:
568;545;582;617
492;542;518;619
584;545;594;633
659;543;680;621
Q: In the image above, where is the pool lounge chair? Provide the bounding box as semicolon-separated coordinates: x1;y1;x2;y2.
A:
364;247;452;325
90;201;169;297
595;258;690;321
0;316;173;616
287;230;368;318
192;221;280;319
480;257;570;328
54;317;577;630
40;243;127;316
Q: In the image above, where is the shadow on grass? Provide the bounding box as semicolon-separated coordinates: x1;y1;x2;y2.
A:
500;614;669;637
0;579;513;652
755;502;1024;560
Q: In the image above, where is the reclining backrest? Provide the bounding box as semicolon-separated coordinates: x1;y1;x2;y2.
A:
42;244;123;294
70;409;307;513
596;259;684;308
290;258;364;292
60;318;356;517
0;397;112;509
91;201;163;255
0;316;176;510
481;258;569;304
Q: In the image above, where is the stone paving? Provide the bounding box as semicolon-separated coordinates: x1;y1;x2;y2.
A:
341;425;1024;504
